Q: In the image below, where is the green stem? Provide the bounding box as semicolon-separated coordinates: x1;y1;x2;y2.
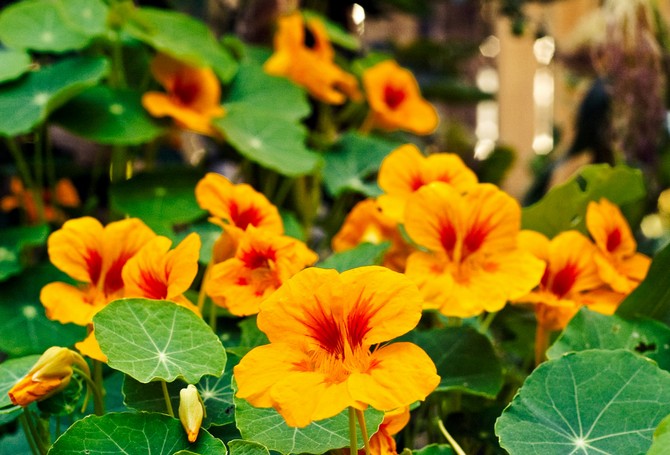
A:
436;418;466;455
109;30;127;89
478;311;497;333
161;380;174;417
110;145;129;183
74;366;105;416
34;126;45;194
5;138;46;222
355;409;371;455
209;300;218;333
348;407;358;455
272;177;294;208
22;410;47;455
535;323;549;367
260;167;279;201
197;259;214;314
43;124;56;194
19;412;42;455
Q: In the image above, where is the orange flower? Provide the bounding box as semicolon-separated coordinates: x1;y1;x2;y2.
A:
377;144;478;222
586;198;651;293
9;347;89;407
264;12;360;105
41;217;156;326
234;266;439;427
142;54;225;136
403;183;545;317
362;60;439;135
332;198;413;272
516;230;624;331
365;406;411;455
206;226;317;316
1;177;80;224
122;233;202;312
195;173;283;262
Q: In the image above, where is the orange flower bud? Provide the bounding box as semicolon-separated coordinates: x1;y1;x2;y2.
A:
179;384;204;443
8;347;89;407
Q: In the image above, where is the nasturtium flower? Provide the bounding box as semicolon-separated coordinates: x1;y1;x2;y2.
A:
362;59;439;135
332;198;412;272
516;230;624;331
377;144;478;222
264;12;360;105
206;226;317;316
195;172;284;262
142;54;225;136
122;233;202;312
403;182;545;317
234;266;439;428
1;177;80;224
586;198;651;293
41;217;156;326
9;347;89;407
367;406;410;455
179;384;205;443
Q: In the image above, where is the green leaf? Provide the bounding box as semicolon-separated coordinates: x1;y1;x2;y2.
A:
302;10;360;51
617;242;670;326
399;326;503;397
48;412;227;454
122;375;183;416
57;0;109;36
323;132;402;197
495;349;670;454
0;265;86;357
522;164;646;238
0;56;109;136
0;224;49;281
225;317;269;358
0;0;93;52
648;414;670;455
412;444;455;455
53;86;165;145
317;242;390;273
174;220;221;265
0;49;31;84
234;381;384;455
94;299;226;384
0;355;40;424
547;308;670;371
109;170;205;236
226;63;310;121
215;105;321;177
124;7;237;82
228;439;270;455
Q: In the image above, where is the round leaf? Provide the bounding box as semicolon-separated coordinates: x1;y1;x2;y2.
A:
648;414;670;455
548;308;670;371
57;0;108;36
0;56;109;136
49;412;226;454
496;349;670;454
228;440;270;455
412;444;455;455
94;299;226;384
0;224;49;281
399;326;503;397
0;49;31;84
234;384;384;455
53;86;165;145
317;242;391;273
123;7;237;82
214;105;321;177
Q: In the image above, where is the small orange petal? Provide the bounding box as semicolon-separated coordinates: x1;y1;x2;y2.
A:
40;282;104;326
75;330;108;363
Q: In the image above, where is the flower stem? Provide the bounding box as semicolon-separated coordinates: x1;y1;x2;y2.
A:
197;259;213;314
161;380;174;417
436;418;466;455
478;311;497;333
348;407;358;455
535;323;549;367
5;138;46;222
209;300;218;333
21;410;47;455
355;409;371;455
19;412;42;455
74;366;105;416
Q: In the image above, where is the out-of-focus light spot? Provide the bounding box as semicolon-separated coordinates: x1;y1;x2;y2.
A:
532;133;553;155
533;36;555;65
476;67;499;93
352;4;365;26
479;35;500;58
533;69;554;107
474;139;496;160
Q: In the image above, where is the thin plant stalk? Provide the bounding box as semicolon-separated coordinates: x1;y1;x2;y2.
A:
19;412;42;455
355;409;371;455
21;410;47;455
535;323;549;366
478;311;497;333
348;407;358;455
197;259;214;314
161;380;174;417
75;367;105;416
437;418;466;455
5;138;46;222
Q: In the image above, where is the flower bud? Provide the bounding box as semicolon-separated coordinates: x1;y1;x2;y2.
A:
179;384;204;443
8;346;90;406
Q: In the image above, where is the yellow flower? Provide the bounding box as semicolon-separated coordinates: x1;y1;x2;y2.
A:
179;384;205;443
142;54;225;136
363;60;439;135
234;266;439;428
264;12;360;105
206;226;318;316
332;198;413;272
376;144;478;222
586;198;651;293
404;183;545;317
516;230;624;331
8;347;89;407
367;406;410;455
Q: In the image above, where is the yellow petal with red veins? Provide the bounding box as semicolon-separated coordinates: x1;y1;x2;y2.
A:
586;198;637;258
546;231;602;295
348;342;439;411
48;216;104;284
40;282;103;326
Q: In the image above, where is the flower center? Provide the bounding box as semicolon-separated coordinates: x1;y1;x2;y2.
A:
384;84;407;110
138;270;168;300
172;77;200;106
228;202;263;230
549;262;579;298
239;247;276;270
606;228;621;253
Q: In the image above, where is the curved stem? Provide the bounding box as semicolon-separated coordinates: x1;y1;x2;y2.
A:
348;407;358;455
161;380;174;417
22;410;47;455
436;418;466;455
19;412;42;455
355;409;371;455
74;366;105;416
5;138;45;222
478;311;497;333
535;323;549;367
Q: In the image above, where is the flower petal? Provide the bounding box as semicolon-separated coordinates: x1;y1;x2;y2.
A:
48;216;104;284
40;282;103;326
75;330;108;362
